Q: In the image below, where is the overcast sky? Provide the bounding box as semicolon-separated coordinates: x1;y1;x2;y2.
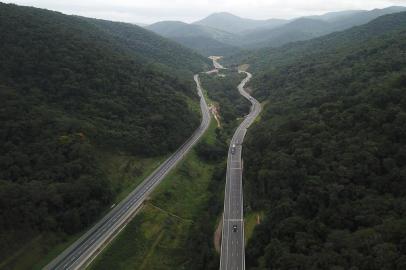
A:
6;0;406;24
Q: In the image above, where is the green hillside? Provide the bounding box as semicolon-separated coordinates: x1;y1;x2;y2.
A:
146;21;241;56
172;36;242;57
147;7;406;55
86;19;209;78
0;3;207;267
238;6;406;49
193;12;287;34
239;12;406;269
241;18;331;49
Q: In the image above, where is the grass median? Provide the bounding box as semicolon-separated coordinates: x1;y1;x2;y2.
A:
89;120;225;270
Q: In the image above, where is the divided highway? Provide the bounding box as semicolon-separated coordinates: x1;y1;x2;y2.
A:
45;74;211;270
220;70;262;270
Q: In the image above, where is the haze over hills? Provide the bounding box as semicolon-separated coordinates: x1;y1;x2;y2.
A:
239;5;406;48
146;6;406;53
193;12;288;34
305;10;365;21
0;3;208;267
146;20;241;56
240;17;332;48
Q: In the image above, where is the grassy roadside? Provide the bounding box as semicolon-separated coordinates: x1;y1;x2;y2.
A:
88;69;253;270
244;211;264;244
0;94;202;270
1;152;167;270
89;120;224;270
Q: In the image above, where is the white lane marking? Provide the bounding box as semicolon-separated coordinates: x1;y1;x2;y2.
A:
52;75;212;270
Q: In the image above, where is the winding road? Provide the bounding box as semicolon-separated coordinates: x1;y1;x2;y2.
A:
219;69;262;270
45;74;211;270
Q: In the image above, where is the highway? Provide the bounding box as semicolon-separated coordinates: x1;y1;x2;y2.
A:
45;74;211;270
209;56;226;70
219;70;262;270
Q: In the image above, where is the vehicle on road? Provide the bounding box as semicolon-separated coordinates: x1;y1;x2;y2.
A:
220;70;262;270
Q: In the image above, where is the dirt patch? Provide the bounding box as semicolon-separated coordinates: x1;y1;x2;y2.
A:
245;86;254;94
209;105;221;128
205;69;219;74
214;216;222;253
209;56;223;61
238;64;250;72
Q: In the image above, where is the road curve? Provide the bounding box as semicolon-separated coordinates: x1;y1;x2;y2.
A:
45;74;211;270
209;56;226;70
219;70;262;270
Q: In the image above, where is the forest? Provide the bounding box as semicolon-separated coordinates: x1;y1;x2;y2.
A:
241;12;406;269
200;71;250;133
0;3;208;260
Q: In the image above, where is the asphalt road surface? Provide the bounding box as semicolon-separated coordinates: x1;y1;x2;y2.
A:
210;56;226;70
219;70;262;270
45;74;211;270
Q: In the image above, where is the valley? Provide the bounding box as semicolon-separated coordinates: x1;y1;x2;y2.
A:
1;2;406;270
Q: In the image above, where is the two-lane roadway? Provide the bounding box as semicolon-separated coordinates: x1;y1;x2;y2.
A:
219;70;262;270
45;74;211;270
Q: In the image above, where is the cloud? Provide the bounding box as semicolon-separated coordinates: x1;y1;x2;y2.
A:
6;0;406;23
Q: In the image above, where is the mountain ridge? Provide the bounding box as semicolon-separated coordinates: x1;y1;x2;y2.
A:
146;20;241;56
145;6;406;54
193;11;288;33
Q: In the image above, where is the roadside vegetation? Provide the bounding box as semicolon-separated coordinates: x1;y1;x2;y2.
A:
89;121;225;270
0;3;209;269
0;153;168;270
200;70;250;138
89;69;249;270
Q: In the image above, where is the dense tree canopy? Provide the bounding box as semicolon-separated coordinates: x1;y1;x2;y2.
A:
241;12;406;270
200;71;250;130
0;3;207;257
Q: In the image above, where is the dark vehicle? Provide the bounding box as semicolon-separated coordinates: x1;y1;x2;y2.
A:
233;225;238;232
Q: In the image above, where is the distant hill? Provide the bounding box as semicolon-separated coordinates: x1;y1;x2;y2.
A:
147;7;406;54
329;6;406;31
134;22;147;27
239;6;406;48
170;35;242;57
147;21;235;41
0;3;208;265
305;9;365;21
146;20;241;56
239;11;406;270
241;18;332;48
193;12;287;34
84;19;209;78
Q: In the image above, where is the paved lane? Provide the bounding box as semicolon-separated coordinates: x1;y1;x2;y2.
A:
45;74;211;270
220;70;262;270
